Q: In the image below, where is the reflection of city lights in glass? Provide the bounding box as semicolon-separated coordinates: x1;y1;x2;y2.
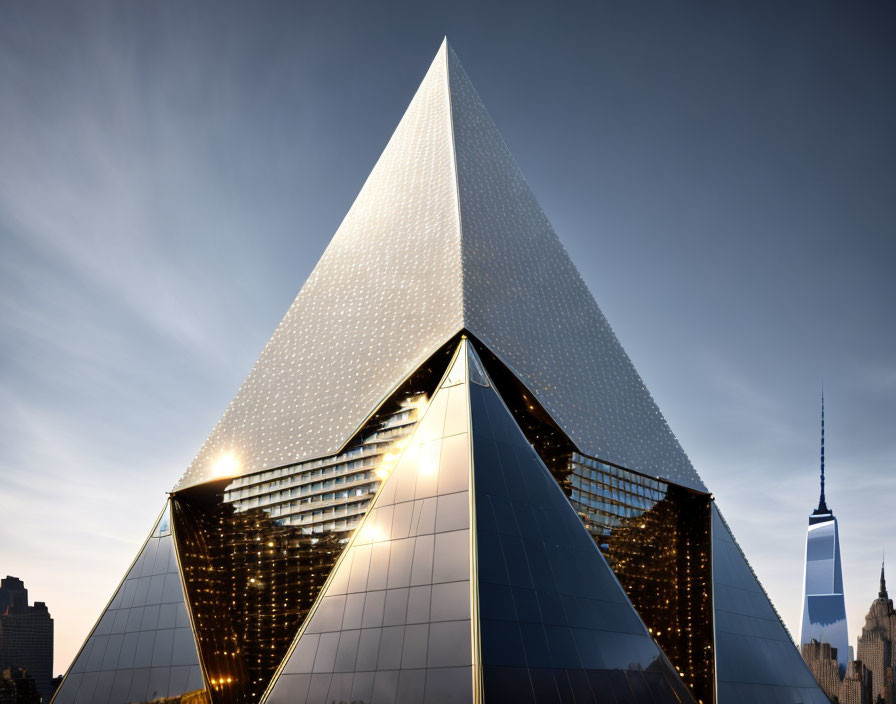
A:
211;451;240;478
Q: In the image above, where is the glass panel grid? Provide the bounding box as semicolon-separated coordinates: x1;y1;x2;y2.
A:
53;507;205;704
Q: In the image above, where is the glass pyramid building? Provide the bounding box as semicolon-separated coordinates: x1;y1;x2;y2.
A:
51;41;828;704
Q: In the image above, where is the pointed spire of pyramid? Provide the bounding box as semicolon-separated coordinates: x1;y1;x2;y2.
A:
176;40;704;496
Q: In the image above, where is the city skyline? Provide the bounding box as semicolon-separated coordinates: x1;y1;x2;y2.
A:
1;0;894;679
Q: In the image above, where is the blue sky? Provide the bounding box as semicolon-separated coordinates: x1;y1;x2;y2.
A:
1;0;894;675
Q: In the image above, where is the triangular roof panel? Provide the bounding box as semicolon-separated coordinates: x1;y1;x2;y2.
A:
176;43;464;490
176;40;704;494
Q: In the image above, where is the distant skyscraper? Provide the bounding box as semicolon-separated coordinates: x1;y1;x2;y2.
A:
0;577;53;702
839;659;874;704
801;639;842;700
800;393;849;676
856;562;896;704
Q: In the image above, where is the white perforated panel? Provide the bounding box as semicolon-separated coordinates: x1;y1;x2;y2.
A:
176;44;463;489
176;41;705;494
446;46;704;491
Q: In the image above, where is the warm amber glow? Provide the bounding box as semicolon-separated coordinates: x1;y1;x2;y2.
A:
211;451;240;479
357;523;386;544
418;442;439;476
376;450;402;479
402;394;428;411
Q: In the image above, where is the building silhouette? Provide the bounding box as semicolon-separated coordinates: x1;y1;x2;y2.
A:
0;578;53;703
800;393;850;676
50;41;828;704
839;659;874;704
0;666;41;704
802;639;842;700
856;562;896;704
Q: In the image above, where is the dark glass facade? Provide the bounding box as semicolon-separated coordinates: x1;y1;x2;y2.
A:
469;358;694;704
565;455;713;703
711;506;829;703
477;340;713;703
172;490;347;704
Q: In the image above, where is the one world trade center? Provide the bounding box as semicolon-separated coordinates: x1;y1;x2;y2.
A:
800;393;849;675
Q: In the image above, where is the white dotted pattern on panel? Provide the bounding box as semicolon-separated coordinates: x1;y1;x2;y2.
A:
445;46;706;492
175;44;463;490
176;41;705;495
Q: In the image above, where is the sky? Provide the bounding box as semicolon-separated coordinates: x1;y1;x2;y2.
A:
1;0;894;676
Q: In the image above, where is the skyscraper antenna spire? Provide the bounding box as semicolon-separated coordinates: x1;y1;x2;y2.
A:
881;552;888;600
815;386;829;514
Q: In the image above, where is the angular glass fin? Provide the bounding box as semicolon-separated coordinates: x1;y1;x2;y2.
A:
52;502;206;704
443;341;468;388
711;505;829;703
264;342;475;704
468;357;694;703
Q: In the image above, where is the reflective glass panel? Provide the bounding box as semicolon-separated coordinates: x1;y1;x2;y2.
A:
265;343;475;703
712;505;829;703
52;504;206;704
469;357;694;704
